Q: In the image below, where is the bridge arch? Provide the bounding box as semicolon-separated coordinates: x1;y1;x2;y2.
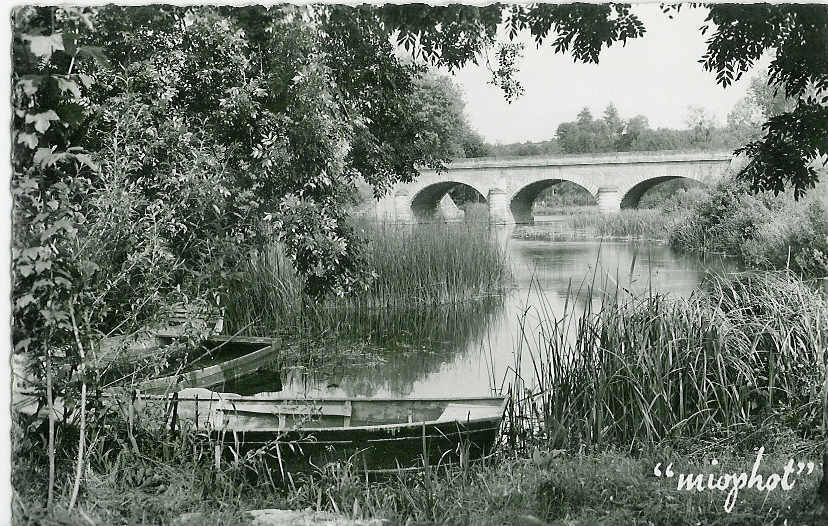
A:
410;181;487;220
620;176;706;209
509;179;597;224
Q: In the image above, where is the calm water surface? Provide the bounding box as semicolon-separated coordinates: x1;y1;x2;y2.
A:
228;222;736;399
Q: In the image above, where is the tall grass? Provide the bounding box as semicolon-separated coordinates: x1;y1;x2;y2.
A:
221;221;510;336
508;271;826;451
516;209;675;242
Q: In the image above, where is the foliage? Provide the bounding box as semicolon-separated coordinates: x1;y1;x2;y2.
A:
11;6;196;416
410;72;490;159
486;42;526;103
514;271;826;450
727;70;797;143
485;139;563;157
741;193;828;278
553;103;742;154
670;178;828;279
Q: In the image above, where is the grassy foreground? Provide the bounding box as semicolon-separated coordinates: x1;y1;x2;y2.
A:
12;271;827;525
12;431;823;525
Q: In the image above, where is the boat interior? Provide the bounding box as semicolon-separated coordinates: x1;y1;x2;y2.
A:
146;390;506;430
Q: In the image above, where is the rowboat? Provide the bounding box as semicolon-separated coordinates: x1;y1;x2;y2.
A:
138;335;278;395
134;388;507;474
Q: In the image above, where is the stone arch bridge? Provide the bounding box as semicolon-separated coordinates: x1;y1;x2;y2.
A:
370;150;741;224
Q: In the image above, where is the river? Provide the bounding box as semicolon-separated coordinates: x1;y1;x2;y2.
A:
226;222;735;399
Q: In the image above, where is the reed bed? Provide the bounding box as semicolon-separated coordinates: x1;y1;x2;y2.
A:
507;270;826;451
220;221;510;336
532;204;598;217
516;208;676;242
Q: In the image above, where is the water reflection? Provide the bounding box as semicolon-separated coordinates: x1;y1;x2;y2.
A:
222;224;738;399
221;295;505;398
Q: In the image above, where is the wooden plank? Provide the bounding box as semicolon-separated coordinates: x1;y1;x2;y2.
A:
139;343;276;394
206;335;279;346
216;401;352;417
436;403;503;422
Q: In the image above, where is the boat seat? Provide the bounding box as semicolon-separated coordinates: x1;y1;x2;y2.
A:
216;399;353;427
216;401;352;417
436;403;502;422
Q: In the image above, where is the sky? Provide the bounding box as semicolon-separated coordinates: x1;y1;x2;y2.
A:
445;4;770;145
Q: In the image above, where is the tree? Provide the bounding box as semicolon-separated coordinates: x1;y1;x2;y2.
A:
377;3;826;197
685;105;718;146
617;114;649;151
557;105;627;154
461;130;492;158
603;102;625;144
728;70;797;142
409;72;489;159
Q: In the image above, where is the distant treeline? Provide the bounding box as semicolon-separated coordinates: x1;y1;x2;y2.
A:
411;69;788;160
463;72;791;158
476;103;750;158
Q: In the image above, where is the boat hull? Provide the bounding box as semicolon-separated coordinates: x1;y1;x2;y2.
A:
212;417;502;474
139;337;277;395
134;390;507;474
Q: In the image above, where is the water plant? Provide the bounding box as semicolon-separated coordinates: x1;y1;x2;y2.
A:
220;220;511;337
506;270;826;452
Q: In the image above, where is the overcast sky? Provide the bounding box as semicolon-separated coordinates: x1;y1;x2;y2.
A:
446;4;770;145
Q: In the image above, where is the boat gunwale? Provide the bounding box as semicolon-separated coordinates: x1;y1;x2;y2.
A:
138;342;275;393
202;396;509;434
136;393;507;403
212;421;504;439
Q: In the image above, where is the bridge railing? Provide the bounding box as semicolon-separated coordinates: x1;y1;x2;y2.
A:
417;149;736;171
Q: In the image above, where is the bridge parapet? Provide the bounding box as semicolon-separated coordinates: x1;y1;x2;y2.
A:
373;150;737;224
419;150;735;173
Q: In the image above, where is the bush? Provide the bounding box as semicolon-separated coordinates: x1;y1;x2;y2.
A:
743;196;828;277
669;178;828;279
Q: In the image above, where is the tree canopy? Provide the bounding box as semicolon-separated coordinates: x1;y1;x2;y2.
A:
380;3;827;197
13;4;826;378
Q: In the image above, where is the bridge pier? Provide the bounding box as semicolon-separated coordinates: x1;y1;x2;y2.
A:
487;188;514;224
394;190;413;223
596;186;621;214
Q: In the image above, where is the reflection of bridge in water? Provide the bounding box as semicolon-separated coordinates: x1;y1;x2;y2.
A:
369;150;742;224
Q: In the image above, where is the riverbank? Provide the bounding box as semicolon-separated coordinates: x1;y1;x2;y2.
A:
13;270;827;525
518;179;828;281
16;441;821;525
515;208;673;242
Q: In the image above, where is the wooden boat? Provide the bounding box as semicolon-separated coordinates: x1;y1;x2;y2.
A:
134;388;507;474
138;336;279;395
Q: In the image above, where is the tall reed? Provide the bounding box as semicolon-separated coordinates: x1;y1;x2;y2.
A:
507;271;826;450
516;209;676;242
221;221;510;337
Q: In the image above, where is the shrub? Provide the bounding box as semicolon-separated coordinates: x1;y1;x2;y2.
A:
670;177;828;279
